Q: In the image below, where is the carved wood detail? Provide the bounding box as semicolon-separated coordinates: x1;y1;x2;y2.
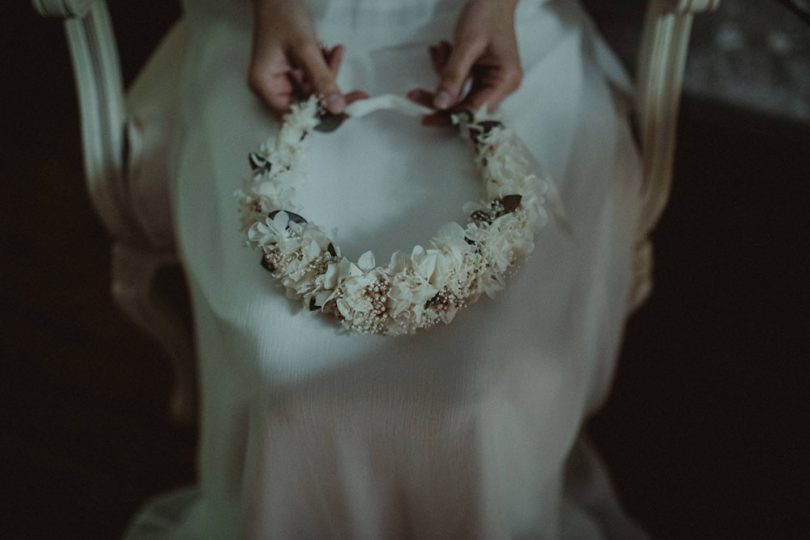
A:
629;0;720;312
31;0;195;424
32;0;97;18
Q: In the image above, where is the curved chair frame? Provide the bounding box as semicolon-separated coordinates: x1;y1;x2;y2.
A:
31;0;720;424
631;0;721;309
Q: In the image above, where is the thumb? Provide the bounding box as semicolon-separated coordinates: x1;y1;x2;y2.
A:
433;39;483;110
294;42;345;114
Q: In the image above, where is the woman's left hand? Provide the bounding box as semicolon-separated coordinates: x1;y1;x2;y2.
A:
407;0;522;125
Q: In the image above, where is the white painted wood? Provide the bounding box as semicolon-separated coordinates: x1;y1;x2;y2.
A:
675;0;722;14
63;2;136;242
32;0;196;424
32;0;97;18
34;0;718;421
629;0;720;312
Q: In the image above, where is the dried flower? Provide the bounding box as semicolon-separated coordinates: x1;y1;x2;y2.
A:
237;95;552;335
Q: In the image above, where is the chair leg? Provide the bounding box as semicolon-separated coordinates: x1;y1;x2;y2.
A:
111;243;197;425
629;239;654;315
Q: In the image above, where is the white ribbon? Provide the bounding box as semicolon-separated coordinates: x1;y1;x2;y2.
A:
344;93;434;119
343;94;572;236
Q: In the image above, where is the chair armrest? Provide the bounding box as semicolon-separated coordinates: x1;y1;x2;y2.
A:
31;0;145;245
636;0;720;236
674;0;721;14
32;0;195;424
32;0;98;18
629;0;719;311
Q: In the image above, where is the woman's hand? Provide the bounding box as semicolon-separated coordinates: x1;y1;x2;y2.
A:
248;0;366;117
407;0;522;125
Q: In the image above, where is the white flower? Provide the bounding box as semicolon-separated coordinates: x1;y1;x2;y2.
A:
432;222;469;261
315;261;340;290
389;257;439;319
357;250;376;272
410;245;439;284
256;181;293;208
480;272;506;299
271;143;298;170
270;210;291;231
386;250;409;274
247;221;276;246
334;268;384;326
279;126;303;147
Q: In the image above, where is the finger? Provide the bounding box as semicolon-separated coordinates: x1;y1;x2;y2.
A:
406;88;436;109
293;42;346;113
293;45;342;98
460;86;495;111
344;90;369;105
248;49;297;116
465;65;523;112
288;67;309;94
264;92;294;116
428;45;439;73
428;41;452;76
262;77;296;114
420;111;454;127
457;67;499;110
405;89;451;127
436;40;452;71
326;44;345;75
434;37;484;109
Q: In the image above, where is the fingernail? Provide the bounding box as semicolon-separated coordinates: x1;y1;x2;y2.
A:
434;90;451;110
325;94;345;114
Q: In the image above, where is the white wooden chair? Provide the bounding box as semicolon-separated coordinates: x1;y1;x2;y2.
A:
31;0;720;425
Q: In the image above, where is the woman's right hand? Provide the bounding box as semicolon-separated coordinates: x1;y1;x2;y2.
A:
248;0;366;118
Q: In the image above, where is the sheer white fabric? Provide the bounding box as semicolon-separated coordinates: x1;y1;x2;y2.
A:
124;0;649;537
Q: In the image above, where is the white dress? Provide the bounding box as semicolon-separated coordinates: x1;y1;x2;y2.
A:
125;0;649;538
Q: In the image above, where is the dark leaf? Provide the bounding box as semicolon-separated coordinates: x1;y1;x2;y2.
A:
261;257;276;272
500;194;522;213
315;113;347;133
471;210;493;224
478;120;503;135
268;210;308;226
249;152;271;173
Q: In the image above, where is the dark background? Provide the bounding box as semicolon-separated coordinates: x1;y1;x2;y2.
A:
2;1;808;538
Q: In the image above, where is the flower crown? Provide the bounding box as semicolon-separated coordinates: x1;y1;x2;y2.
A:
236;94;551;336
